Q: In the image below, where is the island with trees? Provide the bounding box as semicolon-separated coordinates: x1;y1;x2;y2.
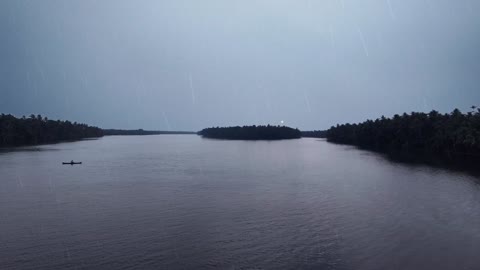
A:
198;125;301;140
0;114;103;147
301;130;327;138
325;107;480;163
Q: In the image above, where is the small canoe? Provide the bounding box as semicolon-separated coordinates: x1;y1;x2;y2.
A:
62;162;82;165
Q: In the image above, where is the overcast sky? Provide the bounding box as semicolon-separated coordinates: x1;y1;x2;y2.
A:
1;0;479;131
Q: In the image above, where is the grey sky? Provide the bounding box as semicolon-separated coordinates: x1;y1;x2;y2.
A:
1;0;479;131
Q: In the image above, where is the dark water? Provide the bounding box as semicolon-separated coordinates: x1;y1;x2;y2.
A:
1;136;480;270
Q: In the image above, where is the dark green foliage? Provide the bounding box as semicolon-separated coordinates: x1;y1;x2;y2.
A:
326;108;480;159
301;130;327;138
103;129;195;136
199;125;301;140
0;114;103;147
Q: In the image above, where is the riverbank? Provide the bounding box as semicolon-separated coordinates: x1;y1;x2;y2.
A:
103;129;196;136
0;114;103;147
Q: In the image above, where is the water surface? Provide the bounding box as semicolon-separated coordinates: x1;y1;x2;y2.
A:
1;135;479;269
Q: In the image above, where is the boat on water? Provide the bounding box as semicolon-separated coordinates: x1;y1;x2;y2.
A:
62;160;82;165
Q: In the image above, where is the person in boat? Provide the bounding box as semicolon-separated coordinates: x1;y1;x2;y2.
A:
63;160;80;165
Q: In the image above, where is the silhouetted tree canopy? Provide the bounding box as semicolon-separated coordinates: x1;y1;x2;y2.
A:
0;114;103;147
326;108;480;160
199;125;301;140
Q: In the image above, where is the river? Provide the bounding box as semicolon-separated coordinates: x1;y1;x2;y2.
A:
1;135;479;269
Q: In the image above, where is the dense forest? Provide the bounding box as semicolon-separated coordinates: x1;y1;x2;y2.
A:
301;130;327;138
103;129;195;136
0;114;103;147
326;108;480;160
199;125;301;140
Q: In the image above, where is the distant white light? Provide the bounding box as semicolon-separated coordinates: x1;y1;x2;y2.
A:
280;120;284;124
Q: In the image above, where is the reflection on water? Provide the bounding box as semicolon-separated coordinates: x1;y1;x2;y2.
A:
384;152;480;178
325;138;480;178
0;138;102;155
0;135;479;270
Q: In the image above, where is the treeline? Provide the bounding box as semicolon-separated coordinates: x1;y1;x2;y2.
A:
301;130;327;138
199;125;301;140
326;108;480;159
0;114;103;147
103;129;195;136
